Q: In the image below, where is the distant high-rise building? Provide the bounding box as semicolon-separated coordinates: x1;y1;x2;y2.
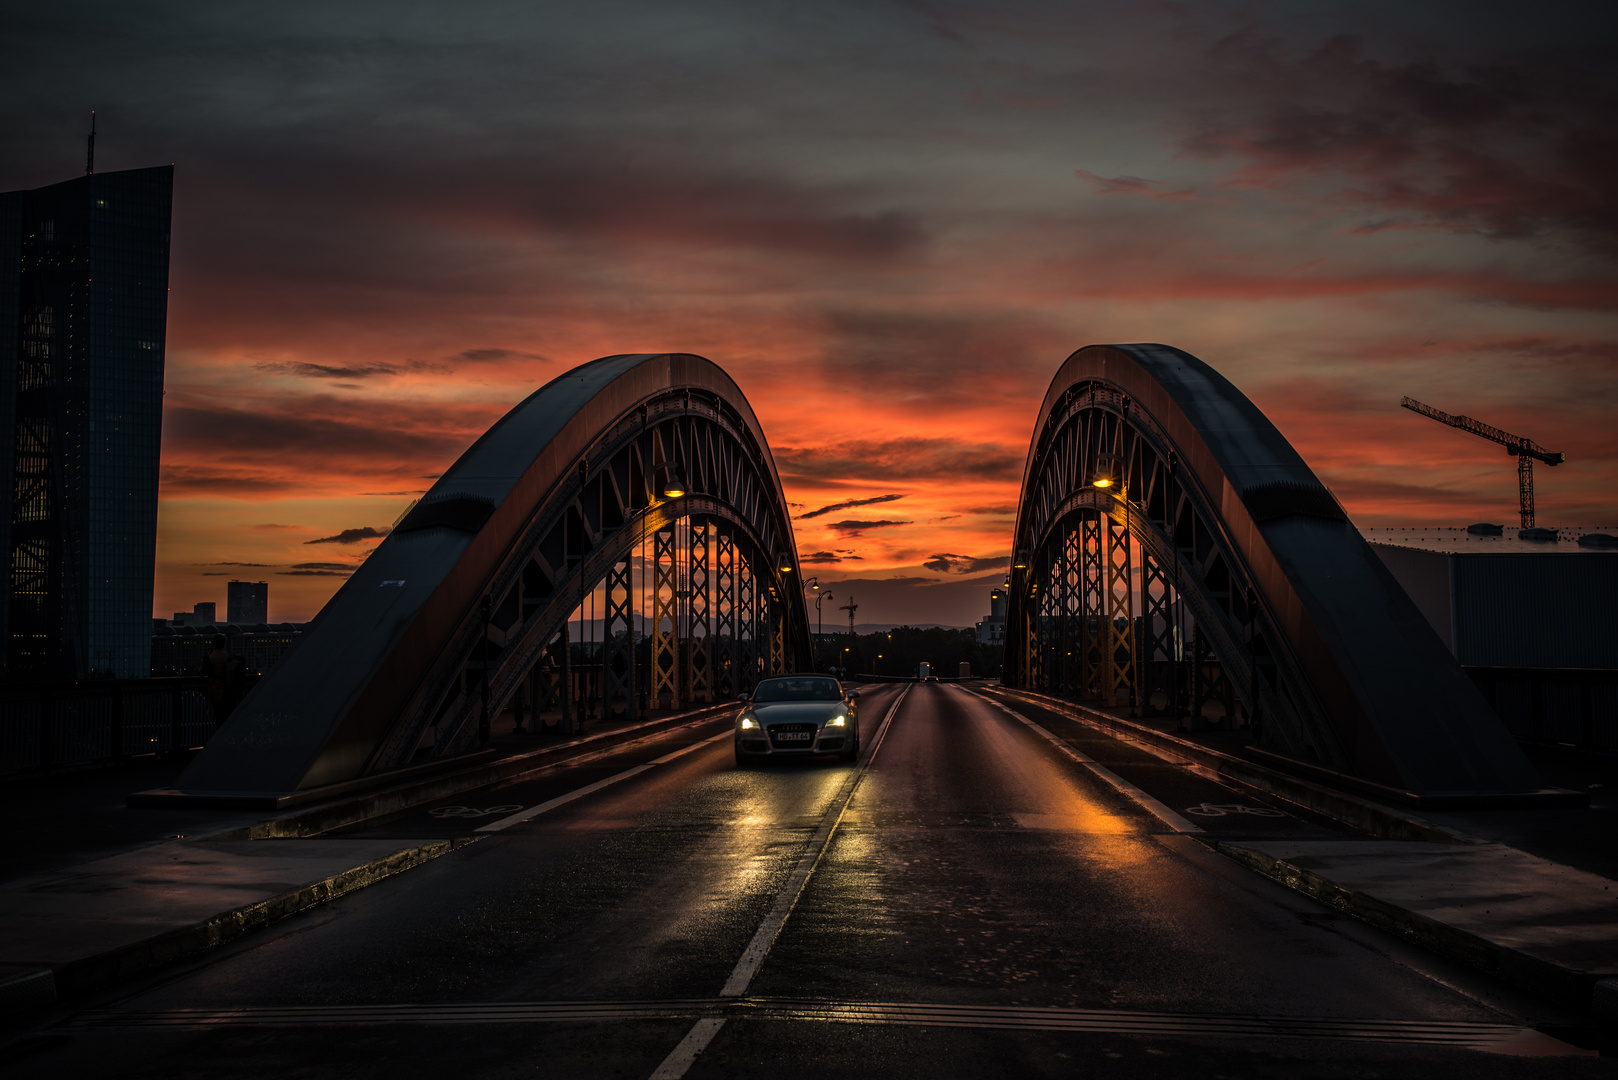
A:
172;601;215;627
227;580;268;624
0;163;173;680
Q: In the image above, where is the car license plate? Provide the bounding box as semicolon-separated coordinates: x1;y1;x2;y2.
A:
775;732;812;742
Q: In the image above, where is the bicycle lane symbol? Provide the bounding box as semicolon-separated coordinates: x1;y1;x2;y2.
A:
1182;802;1287;818
426;805;524;820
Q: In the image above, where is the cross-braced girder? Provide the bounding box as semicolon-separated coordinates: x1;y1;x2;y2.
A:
178;354;814;798
1005;344;1542;798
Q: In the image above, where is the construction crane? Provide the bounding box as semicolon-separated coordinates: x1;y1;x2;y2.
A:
1400;396;1565;528
838;596;858;634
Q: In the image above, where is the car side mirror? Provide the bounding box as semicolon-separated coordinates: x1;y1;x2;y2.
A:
846;689;860;700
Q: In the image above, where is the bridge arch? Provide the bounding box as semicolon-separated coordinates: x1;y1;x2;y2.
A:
1005;344;1540;798
180;353;813;797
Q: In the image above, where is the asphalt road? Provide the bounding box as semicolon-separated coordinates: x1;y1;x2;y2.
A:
7;683;1607;1078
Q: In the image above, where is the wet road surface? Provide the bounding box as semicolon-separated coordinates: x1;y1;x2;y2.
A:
6;683;1605;1077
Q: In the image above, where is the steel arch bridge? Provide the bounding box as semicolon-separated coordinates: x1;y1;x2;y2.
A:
179;353;814;798
1004;344;1541;799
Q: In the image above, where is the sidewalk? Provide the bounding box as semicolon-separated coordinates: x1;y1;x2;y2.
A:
0;702;736;1015
988;686;1618;1017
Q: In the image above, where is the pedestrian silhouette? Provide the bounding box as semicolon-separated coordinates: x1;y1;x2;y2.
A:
199;633;246;728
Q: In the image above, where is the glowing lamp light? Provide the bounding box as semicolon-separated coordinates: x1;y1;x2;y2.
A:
1092;452;1123;490
657;462;687;499
1012;548;1030;570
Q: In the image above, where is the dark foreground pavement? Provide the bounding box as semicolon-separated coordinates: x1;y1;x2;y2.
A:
2;683;1610;1077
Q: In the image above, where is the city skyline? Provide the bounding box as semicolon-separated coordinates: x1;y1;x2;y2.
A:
3;2;1614;625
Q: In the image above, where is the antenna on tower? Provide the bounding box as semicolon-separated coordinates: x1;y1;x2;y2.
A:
86;110;96;176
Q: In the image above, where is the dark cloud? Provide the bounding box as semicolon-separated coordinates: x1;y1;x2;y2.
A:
814;307;1056;402
305;526;389;545
456;348;547;364
1074;169;1195;201
825;519;912;536
255;360;430;380
801;550;865;563
799;493;906;519
253;353;540;381
160;465;300;496
922;553;1010;574
197;561;275;567
159;395;498;496
1180;32;1618;253
283;561;356;577
776;438;1023;484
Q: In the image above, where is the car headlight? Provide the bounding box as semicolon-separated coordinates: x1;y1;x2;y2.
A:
825;714;848;728
739;715;759;730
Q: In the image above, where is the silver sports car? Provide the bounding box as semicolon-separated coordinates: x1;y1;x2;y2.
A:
734;675;861;765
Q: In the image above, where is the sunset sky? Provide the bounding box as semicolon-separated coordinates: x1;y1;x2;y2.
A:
4;1;1615;626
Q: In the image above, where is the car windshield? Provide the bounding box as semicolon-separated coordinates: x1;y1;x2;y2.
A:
752;677;842;703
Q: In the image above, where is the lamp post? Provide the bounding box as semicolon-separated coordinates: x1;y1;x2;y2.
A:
803;577;832;670
876;653;883;677
841;646;850;680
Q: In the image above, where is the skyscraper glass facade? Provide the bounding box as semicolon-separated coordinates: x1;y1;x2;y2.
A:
0;165;172;680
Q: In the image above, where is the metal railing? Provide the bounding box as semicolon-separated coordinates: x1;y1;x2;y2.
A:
0;678;239;776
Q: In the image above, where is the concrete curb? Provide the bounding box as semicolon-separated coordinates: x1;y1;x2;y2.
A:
993;687;1469;844
1;836;479;1017
1214;840;1608;1014
205;703;737;841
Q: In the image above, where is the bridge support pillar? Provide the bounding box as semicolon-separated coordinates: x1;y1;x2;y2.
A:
1105;514;1135;708
689;521;712;704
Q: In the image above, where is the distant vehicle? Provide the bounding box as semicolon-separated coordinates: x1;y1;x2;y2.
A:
735;675;861;765
923;675;938;682
918;661;931;680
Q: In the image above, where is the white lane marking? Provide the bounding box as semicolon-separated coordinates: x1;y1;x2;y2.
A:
651;730;733;765
477;731;732;833
648;1016;727;1079
719;684;908;997
477;767;654;832
650;684;911;1079
973;693;1204;834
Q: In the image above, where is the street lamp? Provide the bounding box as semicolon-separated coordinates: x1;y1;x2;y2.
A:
657;462;687;499
804;577;832;669
876;653;883;677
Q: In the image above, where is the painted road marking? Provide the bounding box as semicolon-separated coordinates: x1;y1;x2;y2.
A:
427;805;524;819
1184;802;1286;818
969;690;1204;834
649;684;912;1079
477;731;732;833
647;1017;727;1079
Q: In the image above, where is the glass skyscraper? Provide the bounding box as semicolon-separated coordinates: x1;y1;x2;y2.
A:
0;165;173;680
